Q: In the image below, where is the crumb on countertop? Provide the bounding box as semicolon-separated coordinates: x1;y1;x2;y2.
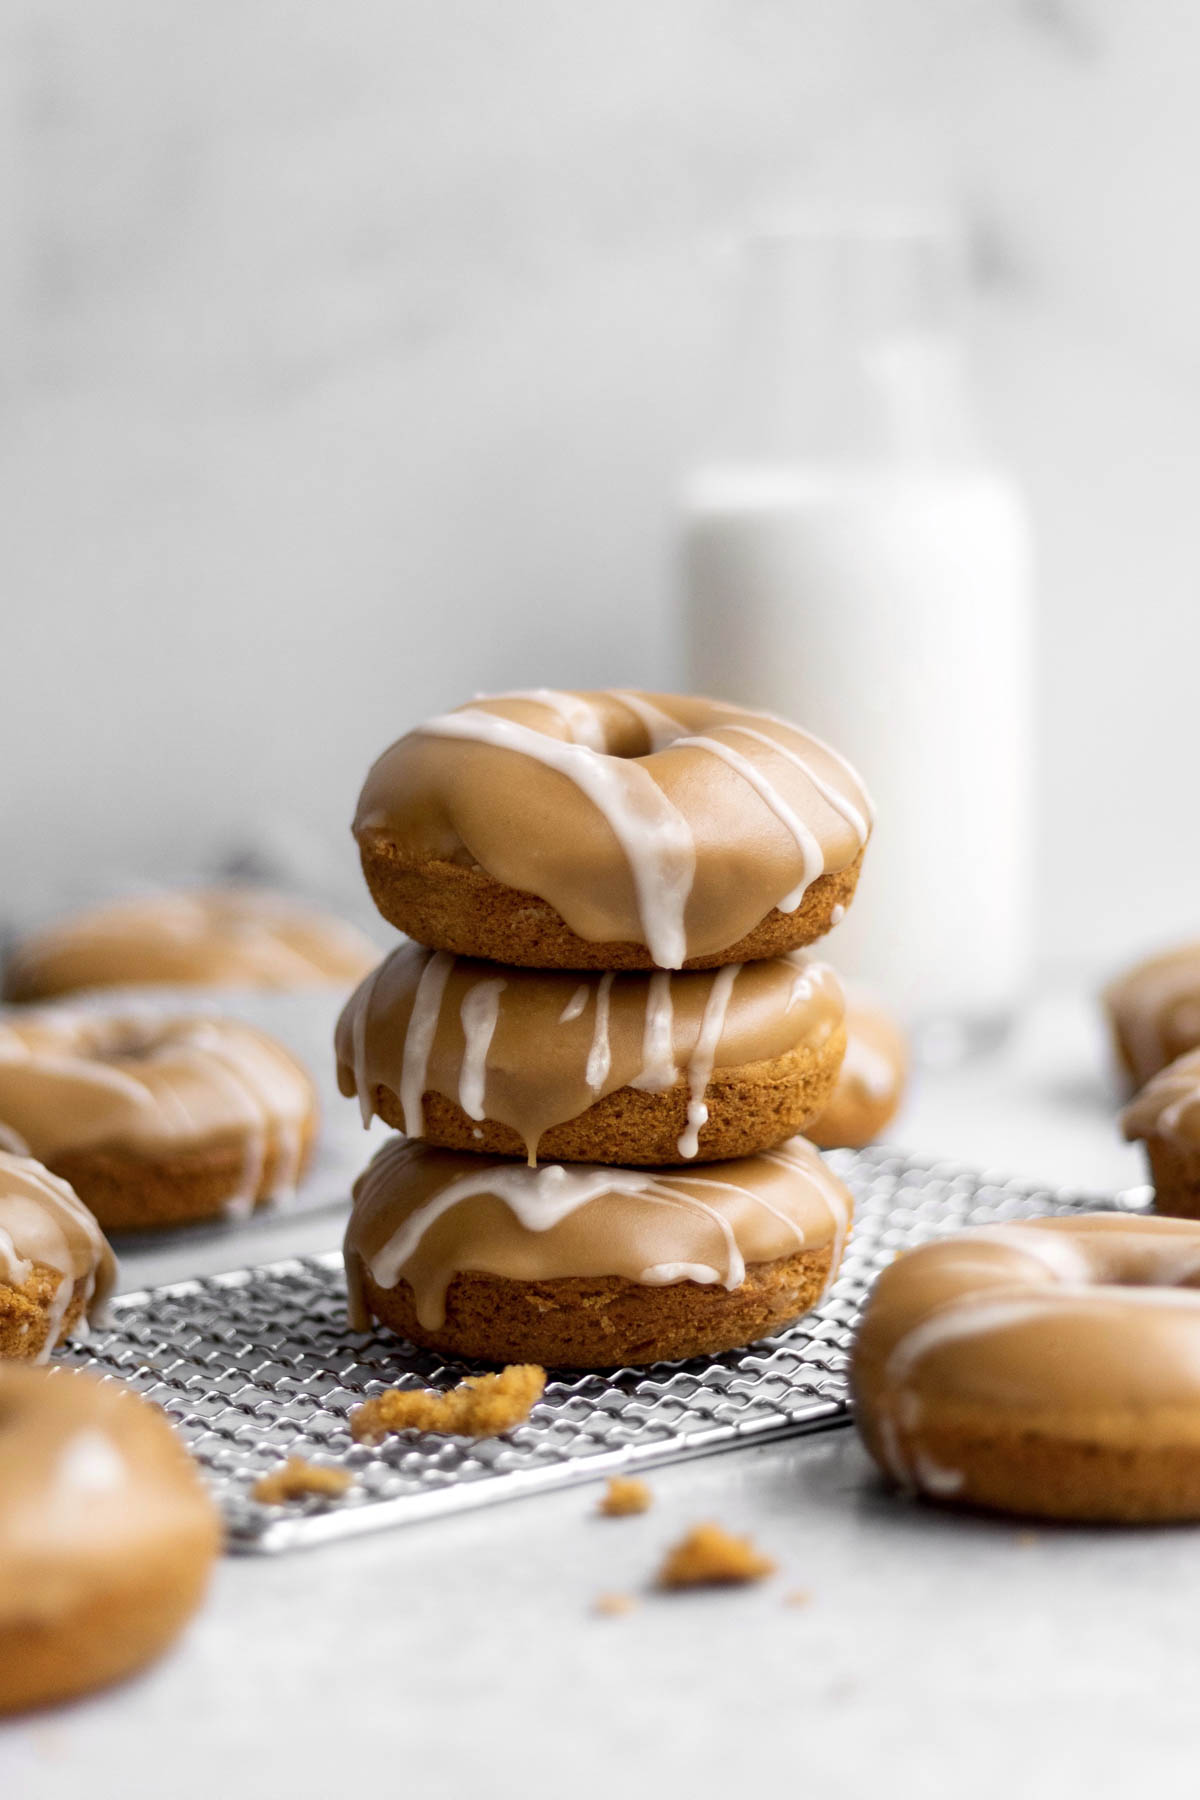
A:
783;1588;811;1608
252;1456;352;1505
598;1475;652;1517
657;1522;776;1589
350;1365;546;1443
594;1592;637;1617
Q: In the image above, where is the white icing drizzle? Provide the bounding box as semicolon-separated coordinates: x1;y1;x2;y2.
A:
630;972;677;1093
559;985;590;1024
367;1159;748;1300
678;964;740;1159
670;734;827;911
57;1428;127;1497
419;710;697;968
585;971;615;1093
398;950;455;1137
762;1144;852;1283
725;723;870;845
912;1450;965;1496
612;690;686;751
491;688;608;751
458;976;507;1121
830;903;845;925
739;707;877;826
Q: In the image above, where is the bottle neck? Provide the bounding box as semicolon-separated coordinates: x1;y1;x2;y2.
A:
713;222;981;469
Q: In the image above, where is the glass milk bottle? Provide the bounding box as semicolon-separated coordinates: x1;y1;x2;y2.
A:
682;216;1034;1043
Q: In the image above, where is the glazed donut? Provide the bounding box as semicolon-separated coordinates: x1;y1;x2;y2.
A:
0;1011;318;1230
353;690;871;970
0;1364;220;1714
852;1214;1200;1522
0;1153;115;1361
808;1000;908;1151
1122;1048;1200;1218
4;887;377;1003
337;943;845;1166
1103;942;1200;1090
344;1134;852;1367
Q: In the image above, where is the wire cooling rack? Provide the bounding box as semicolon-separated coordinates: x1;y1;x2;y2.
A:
60;1146;1149;1554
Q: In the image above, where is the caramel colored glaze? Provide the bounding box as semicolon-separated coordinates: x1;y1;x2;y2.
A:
354;690;871;968
1104;943;1200;1090
0;1153;115;1361
0;1365;220;1714
0;1008;316;1166
808;1002;908;1151
852;1214;1200;1522
336;943;845;1164
4;887;377;1002
344;1134;852;1339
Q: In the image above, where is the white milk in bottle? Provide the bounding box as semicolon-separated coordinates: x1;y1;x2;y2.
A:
682;219;1033;1036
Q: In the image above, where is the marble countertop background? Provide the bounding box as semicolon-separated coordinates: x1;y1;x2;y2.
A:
0;0;1195;970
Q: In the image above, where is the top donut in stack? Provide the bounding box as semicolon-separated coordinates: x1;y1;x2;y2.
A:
340;689;871;1169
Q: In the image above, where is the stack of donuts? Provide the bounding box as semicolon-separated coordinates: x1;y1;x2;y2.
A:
338;689;870;1368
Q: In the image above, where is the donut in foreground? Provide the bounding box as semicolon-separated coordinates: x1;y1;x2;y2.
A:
1122;1048;1200;1219
0;1365;220;1714
807;999;907;1151
336;943;846;1165
1103;942;1200;1091
4;887;377;1002
0;1011;318;1230
852;1214;1200;1522
353;690;871;970
344;1136;853;1368
0;1153;116;1360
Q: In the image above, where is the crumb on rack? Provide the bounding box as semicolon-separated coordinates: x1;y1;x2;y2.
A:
598;1475;652;1517
350;1365;546;1443
657;1522;776;1589
594;1592;637;1617
252;1456;353;1505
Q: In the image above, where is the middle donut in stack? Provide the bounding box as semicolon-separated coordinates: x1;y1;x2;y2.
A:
341;689;866;1367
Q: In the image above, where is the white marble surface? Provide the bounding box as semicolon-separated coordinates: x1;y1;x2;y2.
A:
4;985;1193;1800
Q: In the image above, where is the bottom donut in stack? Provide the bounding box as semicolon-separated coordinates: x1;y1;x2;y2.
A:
344;1135;852;1368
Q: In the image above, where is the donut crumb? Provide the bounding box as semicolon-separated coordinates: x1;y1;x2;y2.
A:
253;1457;352;1505
783;1588;811;1608
351;1365;546;1442
657;1522;776;1589
598;1476;652;1517
594;1592;637;1617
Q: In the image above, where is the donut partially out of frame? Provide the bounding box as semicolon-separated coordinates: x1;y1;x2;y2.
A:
853;1214;1200;1523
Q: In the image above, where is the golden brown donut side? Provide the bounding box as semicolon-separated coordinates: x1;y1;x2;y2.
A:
367;1034;845;1167
0;1366;220;1714
353;1247;835;1369
50;1118;318;1232
358;838;863;970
